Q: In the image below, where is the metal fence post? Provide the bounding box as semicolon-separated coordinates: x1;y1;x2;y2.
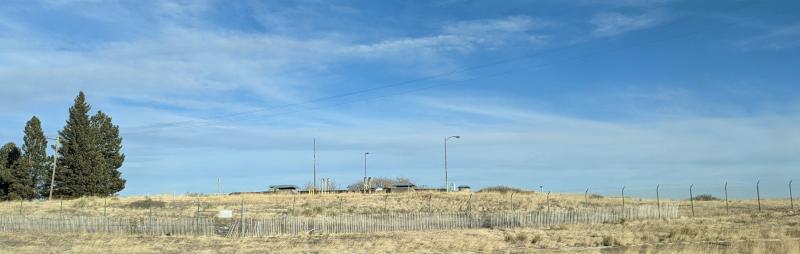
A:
656;184;661;219
467;193;473;213
585;188;590;207
19;199;23;216
757;180;762;212
546;192;551;213
104;198;107;217
509;192;515;211
724;182;729;214
240;199;244;237
689;184;695;217
196;199;201;217
621;186;626;218
790;180;794;211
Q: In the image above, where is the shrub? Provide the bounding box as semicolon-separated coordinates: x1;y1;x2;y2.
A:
503;233;529;243
589;194;604;199
478;186;526;194
530;234;543;244
127;198;166;209
601;236;619;246
692;194;721;201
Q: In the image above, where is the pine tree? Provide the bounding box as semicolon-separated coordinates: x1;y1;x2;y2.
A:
91;111;126;195
56;92;105;198
0;143;23;200
22;116;49;199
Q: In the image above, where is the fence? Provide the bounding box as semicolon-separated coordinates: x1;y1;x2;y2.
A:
233;204;677;237
0;204;676;237
0;216;215;236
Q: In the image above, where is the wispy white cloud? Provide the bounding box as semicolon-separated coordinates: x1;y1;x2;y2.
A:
443;15;546;35
737;24;800;50
114;94;800;194
0;12;552;113
590;11;665;37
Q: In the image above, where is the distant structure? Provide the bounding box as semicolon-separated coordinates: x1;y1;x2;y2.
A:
388;184;416;193
457;185;471;192
269;185;299;193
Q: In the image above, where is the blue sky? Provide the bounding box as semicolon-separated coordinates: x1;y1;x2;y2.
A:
1;0;799;198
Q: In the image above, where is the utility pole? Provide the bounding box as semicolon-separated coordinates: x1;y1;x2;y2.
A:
313;139;317;194
217;177;221;194
48;136;59;200
444;136;460;192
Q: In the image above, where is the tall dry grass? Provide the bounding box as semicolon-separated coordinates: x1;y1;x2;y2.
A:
0;191;793;219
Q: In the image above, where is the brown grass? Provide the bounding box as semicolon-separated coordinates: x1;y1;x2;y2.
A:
0;191;792;219
1;210;799;253
1;192;798;253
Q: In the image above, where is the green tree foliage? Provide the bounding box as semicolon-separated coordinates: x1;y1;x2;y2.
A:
55;92;108;198
2;92;125;199
0;143;23;199
90;111;126;195
22;116;49;199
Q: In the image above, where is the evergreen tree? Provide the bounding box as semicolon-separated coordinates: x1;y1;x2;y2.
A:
91;111;126;195
0;143;23;200
56;92;106;198
22;116;49;199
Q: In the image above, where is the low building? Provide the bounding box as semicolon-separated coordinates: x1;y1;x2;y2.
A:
269;185;299;193
388;184;416;193
457;185;471;192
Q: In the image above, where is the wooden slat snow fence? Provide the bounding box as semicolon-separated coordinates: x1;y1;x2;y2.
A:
234;204;677;237
0;205;676;237
0;216;215;236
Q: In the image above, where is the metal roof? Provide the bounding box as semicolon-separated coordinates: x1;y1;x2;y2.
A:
269;185;299;189
390;184;416;188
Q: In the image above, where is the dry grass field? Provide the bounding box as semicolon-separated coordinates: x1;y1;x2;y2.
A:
1;191;798;253
0;190;792;218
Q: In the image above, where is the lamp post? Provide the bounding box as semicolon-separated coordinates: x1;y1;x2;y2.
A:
312;138;316;194
444;136;460;192
364;152;370;192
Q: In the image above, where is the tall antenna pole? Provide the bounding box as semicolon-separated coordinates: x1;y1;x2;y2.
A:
217;177;221;194
313;139;317;194
48;136;59;200
444;137;448;192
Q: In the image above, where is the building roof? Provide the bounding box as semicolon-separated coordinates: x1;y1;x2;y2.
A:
269;185;299;189
457;185;471;188
390;184;416;188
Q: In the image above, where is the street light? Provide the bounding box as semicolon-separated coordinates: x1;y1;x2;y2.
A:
364;152;370;192
444;135;460;192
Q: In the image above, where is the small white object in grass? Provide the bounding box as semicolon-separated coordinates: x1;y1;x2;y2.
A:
218;210;233;218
